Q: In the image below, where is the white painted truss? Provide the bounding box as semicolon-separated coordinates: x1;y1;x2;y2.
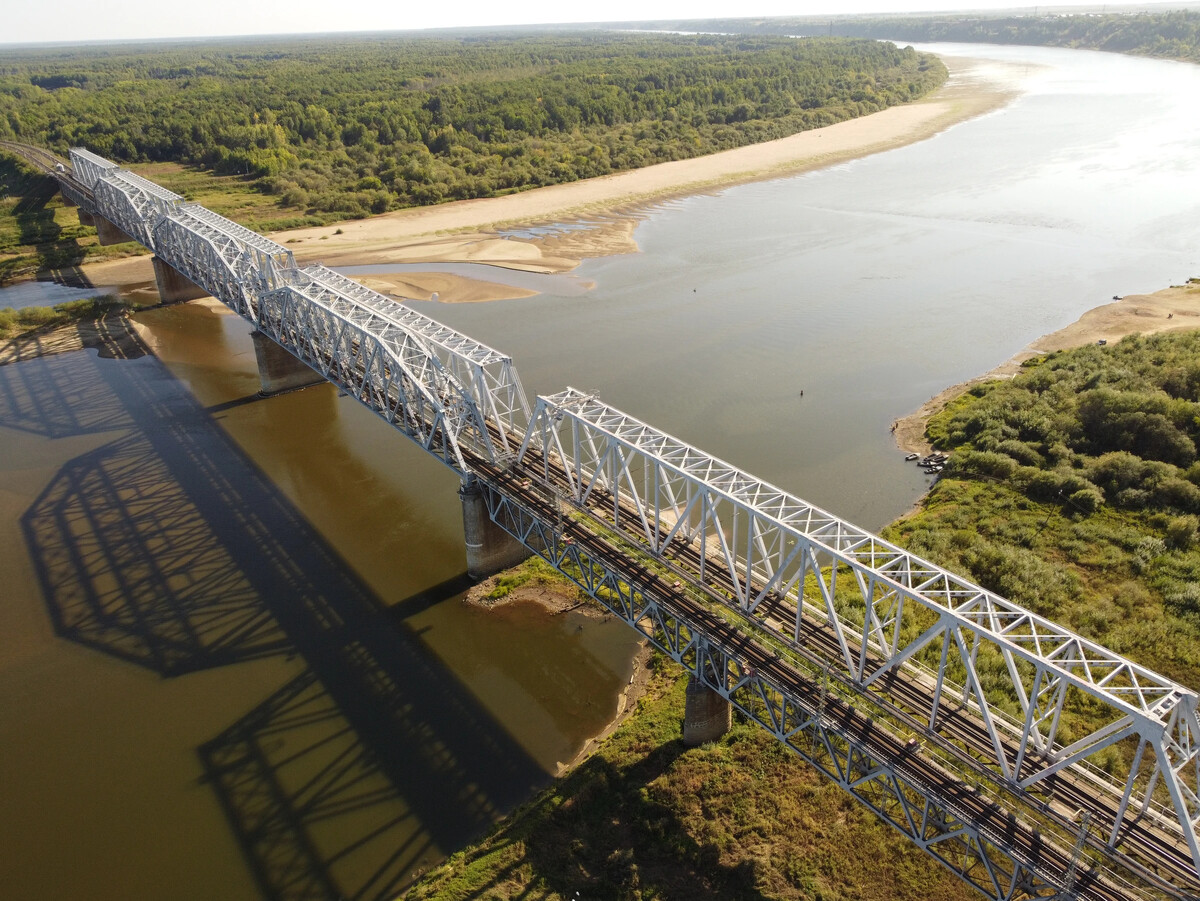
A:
68;147;119;190
257;268;493;473
73;149;518;473
300;265;530;451
153;205;295;319
517;387;1200;879
479;476;1102;900
61;147;1200;894
89;168;184;250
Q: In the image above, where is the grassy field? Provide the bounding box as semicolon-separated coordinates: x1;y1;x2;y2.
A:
129;161;321;232
405;657;973;901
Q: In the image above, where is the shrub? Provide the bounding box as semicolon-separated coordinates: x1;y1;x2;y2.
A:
1165;583;1200;618
1067;487;1104;515
1165;515;1200;550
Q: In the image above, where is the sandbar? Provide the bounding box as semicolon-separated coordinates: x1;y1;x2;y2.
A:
76;54;1016;304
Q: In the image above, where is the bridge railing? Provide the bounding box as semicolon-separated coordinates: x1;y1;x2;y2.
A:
516;386;1200;871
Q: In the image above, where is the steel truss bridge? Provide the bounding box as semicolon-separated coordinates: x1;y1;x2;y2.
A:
19;144;1200;901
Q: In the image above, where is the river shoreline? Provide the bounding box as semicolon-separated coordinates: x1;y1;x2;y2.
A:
892;280;1200;457
60;55;1015;306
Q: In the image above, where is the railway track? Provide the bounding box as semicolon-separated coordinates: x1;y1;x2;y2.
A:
467;428;1199;900
0;141;94;203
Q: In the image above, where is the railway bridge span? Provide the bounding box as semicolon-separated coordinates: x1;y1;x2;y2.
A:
9;144;1200;901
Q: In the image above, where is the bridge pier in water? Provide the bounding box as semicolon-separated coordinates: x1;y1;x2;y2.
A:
250;331;324;396
682;675;731;746
460;477;530;580
151;256;209;303
93;214;134;246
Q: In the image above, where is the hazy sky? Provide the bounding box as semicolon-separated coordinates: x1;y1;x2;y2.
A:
5;1;1097;46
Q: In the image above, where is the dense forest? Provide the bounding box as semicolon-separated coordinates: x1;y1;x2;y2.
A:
632;10;1200;65
0;34;944;224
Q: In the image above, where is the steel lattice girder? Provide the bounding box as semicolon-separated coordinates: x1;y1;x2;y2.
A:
68;147;119;190
517;387;1200;875
152;206;295;320
257;277;481;474
89;168;184;251
301;265;531;450
478;480;1086;901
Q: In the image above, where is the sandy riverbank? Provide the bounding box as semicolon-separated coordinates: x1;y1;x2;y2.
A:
893;280;1200;456
74;54;1015;305
463;575;654;775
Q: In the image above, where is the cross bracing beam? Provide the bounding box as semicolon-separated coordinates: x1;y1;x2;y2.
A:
474;472;1122;901
517;387;1200;879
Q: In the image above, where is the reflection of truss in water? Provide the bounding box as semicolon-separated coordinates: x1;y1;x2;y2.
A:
23;429;288;675
20;342;549;893
200;669;436;901
0;349;136;438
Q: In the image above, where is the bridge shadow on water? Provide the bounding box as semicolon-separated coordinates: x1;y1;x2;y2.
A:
17;319;548;899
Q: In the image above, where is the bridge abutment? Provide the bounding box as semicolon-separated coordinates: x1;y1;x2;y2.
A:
251;331;324;395
94;214;135;246
152;256;209;303
682;675;731;746
460;477;530;580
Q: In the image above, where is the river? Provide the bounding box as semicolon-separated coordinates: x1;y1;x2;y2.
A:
1;43;1198;899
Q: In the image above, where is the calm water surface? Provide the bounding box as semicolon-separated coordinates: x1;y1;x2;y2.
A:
2;43;1199;898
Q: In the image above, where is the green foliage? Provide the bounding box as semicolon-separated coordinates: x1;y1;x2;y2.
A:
888;327;1200;687
484;556;572;600
0;33;945;223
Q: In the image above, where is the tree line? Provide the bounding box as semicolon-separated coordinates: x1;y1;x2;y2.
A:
0;33;945;224
629;11;1200;65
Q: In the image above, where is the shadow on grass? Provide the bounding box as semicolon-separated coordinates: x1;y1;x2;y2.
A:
441;728;774;901
0;155;88;285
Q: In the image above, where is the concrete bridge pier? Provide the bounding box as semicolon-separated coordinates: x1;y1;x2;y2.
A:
460;476;530;580
682;675;731;746
250;331;324;396
151;256;209;303
76;208;95;227
93;214;135;246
